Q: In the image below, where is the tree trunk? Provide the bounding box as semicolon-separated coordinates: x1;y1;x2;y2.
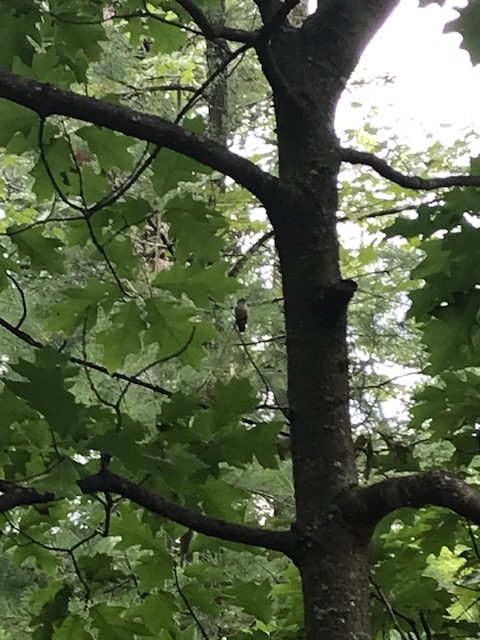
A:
206;1;229;149
267;26;371;640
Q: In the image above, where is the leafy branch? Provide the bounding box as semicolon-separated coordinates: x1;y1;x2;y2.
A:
0;315;173;397
340;147;480;190
78;469;293;553
0;473;293;554
0;70;284;208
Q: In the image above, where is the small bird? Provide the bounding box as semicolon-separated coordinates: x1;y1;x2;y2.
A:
234;299;248;332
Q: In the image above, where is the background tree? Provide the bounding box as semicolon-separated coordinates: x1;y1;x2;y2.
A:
2;1;480;639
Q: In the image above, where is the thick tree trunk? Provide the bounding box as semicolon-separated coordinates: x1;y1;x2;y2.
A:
297;537;371;640
267;26;371;639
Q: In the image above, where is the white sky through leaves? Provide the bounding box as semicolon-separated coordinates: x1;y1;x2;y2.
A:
337;0;480;146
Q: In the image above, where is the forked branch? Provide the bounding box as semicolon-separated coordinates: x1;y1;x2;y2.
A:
173;0;256;43
340;147;480;191
343;471;480;529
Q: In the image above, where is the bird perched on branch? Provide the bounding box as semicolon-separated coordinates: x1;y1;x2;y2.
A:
234;299;248;332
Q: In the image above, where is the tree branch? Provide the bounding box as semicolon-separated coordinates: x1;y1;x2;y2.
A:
343;471;480;529
173;0;256;43
0;70;282;208
252;0;283;23
0;315;173;397
228;230;274;277
78;470;293;554
0;472;293;555
340;147;480;191
0;480;54;513
260;0;300;35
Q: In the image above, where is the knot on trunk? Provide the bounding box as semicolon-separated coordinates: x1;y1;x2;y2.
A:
312;278;357;322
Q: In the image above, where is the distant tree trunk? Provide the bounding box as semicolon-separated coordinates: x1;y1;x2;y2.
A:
206;1;229;149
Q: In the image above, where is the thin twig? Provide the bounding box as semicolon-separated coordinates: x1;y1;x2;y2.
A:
38;118;85;213
50;9;205;37
467;520;480;559
115;327;196;405
174;564;210;640
370;577;414;640
6;273;27;329
228;230;274;277
340;147;480;191
0;314;173;397
84;216;130;296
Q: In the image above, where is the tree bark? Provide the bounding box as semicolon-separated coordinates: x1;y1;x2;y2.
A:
260;10;398;637
205;1;229;150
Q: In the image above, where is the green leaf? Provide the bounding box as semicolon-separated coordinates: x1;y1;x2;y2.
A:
90;603;149;640
52;615;95;640
134;593;178;634
13;542;60;575
199;476;247;520
30;132;78;201
165;196;226;264
13;47;76;86
146;18;187;53
76;127;136;172
5;348;84;437
159;391;201;423
153;262;238;306
231;579;272;623
136;552;173;589
47;280;120;334
144;295;198;358
76;553;126;585
31;584;73;640
244;422;283;468
445;2;480;65
109;504;162;551
10;227;64;273
35;459;82;498
422;292;480;373
210;377;257;426
88;421;152;474
151;147;211;196
0;100;38;153
53;19;106;81
0;9;38;71
0;386;39;427
180;582;218;615
75;165;112;204
96;301;146;370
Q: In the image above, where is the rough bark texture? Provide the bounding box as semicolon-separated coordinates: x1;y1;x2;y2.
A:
259;5;401;638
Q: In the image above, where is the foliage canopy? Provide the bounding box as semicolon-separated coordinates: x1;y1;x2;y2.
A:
1;1;480;639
